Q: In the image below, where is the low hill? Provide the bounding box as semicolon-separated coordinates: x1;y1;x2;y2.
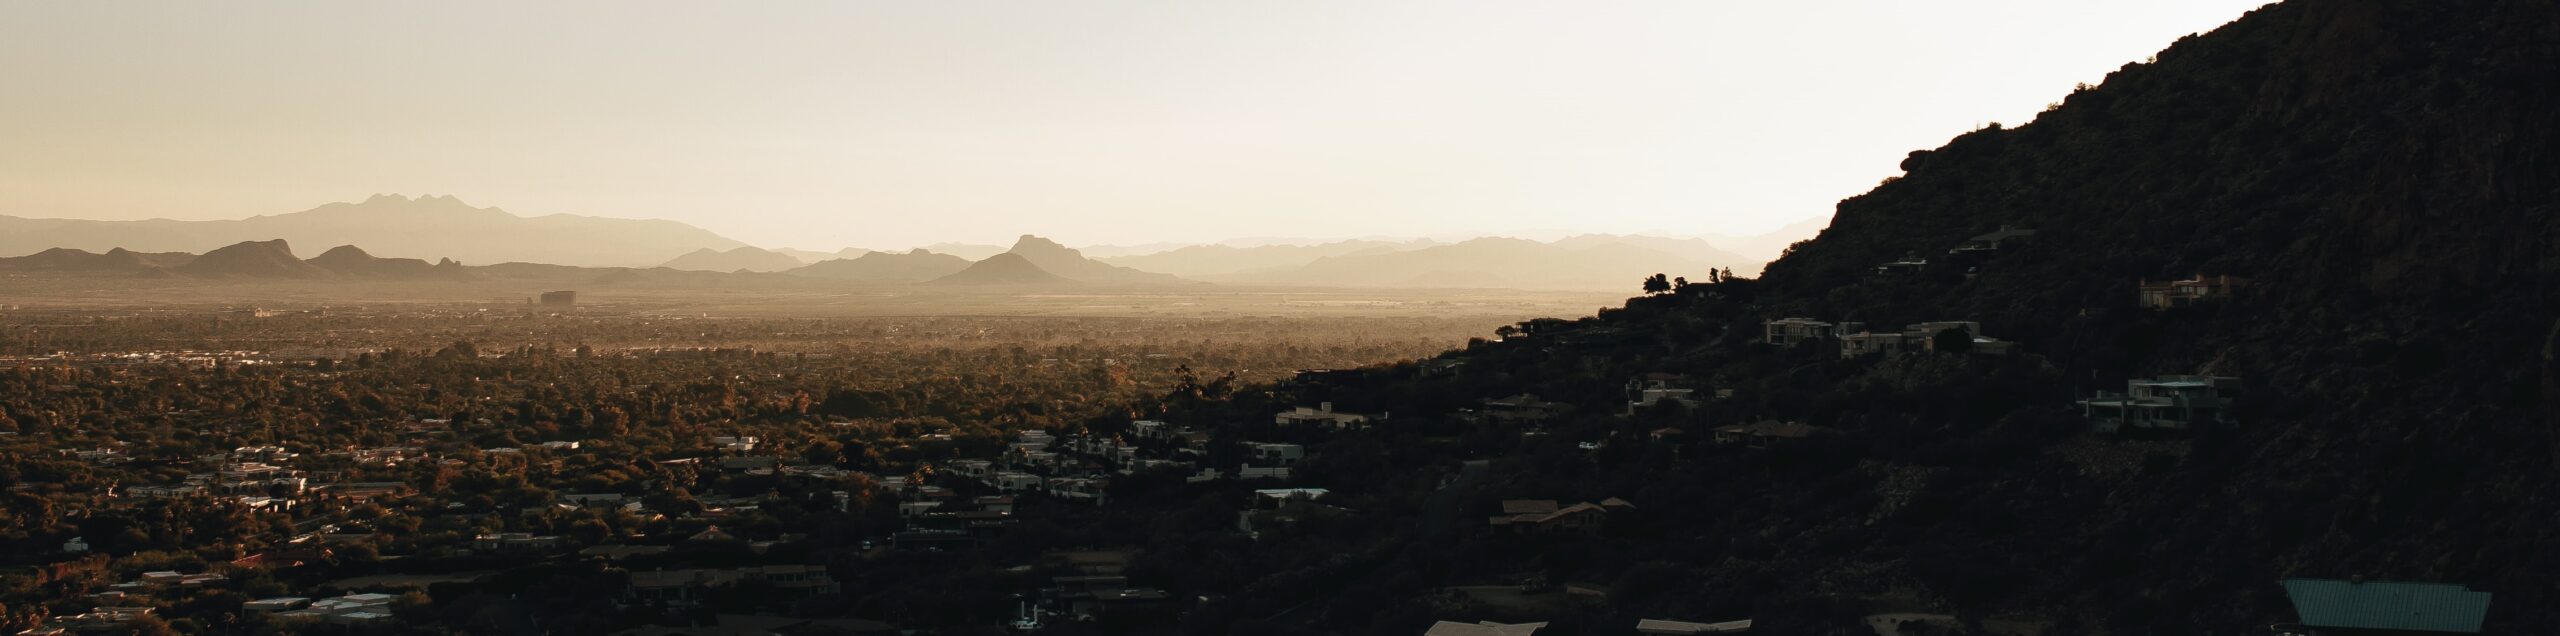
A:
306;245;468;279
784;250;973;283
1003;235;1187;285
0;247;194;273
659;246;807;273
927;252;1076;286
172;240;329;278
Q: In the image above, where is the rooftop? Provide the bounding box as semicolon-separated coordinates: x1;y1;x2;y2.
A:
2282;578;2490;634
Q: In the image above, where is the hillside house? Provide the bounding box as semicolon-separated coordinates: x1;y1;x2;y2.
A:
2080;375;2240;432
1949;226;2036;255
1838;321;2014;358
1625;374;1703;414
1763;318;1858;346
471;533;564;553
2278;578;2488;635
1425;620;1547;636
1249;443;1306;466
1874;256;1929;275
216;463;306;495
1241;489;1339;537
1275;402;1378;429
125;484;204;499
1712;421;1831;449
273;593;398;626
1636;618;1754;634
1474;394;1574;425
1487;498;1633;535
2139;274;2249;309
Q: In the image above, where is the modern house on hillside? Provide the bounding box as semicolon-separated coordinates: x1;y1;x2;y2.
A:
1836;321;2016;358
1625;374;1703;414
1874;254;1929;275
2276;578;2488;635
1949;226;2037;255
2139;274;2248;309
1471;394;1573;425
2080;375;2241;432
1274;403;1379;429
1711;421;1833;449
1635;618;1754;634
1763;318;1858;347
1425;620;1546;636
1487;498;1633;535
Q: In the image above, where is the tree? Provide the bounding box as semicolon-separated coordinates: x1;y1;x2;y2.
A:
1933;327;1975;354
1642;273;1671;295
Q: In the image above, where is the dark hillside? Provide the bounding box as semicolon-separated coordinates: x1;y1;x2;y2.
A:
1609;0;2558;629
1147;1;2560;633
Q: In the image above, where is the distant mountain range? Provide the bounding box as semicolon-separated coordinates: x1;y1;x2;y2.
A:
659;246;809;273
0;239;475;280
784;250;975;283
1201;235;1752;290
1098;240;1442;278
929;252;1075;286
2;194;1821;291
0;194;747;268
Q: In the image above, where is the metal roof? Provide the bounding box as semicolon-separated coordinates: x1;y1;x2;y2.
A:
2282;578;2490;633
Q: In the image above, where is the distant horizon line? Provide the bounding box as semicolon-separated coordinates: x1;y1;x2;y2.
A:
2;192;1831;256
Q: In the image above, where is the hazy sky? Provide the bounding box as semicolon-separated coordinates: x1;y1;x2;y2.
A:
1;1;2267;250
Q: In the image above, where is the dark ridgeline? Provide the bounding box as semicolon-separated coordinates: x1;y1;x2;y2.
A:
0;193;749;268
999;235;1189;285
784;249;975;282
656;246;808;273
928;252;1078;286
1307;0;2556;631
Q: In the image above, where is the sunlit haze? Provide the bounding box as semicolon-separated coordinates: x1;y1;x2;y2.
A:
1;1;2266;250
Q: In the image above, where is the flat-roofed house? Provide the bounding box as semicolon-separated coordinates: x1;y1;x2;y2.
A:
1274;402;1377;429
1636;618;1754;634
1425;620;1547;636
2279;578;2489;635
2139;274;2249;309
2080;375;2241;432
1763;318;1859;346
